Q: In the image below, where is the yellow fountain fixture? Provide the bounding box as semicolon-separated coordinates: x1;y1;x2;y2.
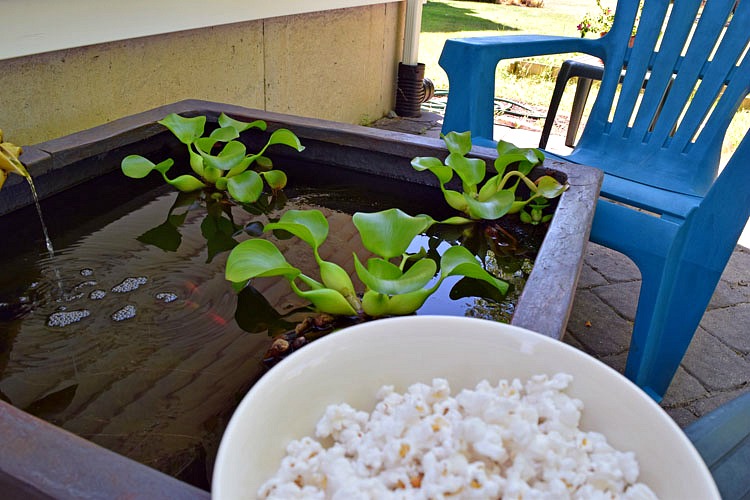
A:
0;129;30;190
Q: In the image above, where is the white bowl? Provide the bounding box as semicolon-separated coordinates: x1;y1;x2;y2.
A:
212;316;718;499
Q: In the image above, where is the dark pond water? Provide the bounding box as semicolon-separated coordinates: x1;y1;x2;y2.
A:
0;155;543;489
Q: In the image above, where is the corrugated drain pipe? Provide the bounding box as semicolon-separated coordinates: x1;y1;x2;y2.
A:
395;0;434;117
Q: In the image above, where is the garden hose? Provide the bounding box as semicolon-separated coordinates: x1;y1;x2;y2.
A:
421;89;546;120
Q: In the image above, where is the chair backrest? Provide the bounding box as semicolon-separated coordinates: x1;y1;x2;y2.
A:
572;0;749;197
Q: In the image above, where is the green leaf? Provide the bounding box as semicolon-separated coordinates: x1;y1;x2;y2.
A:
494;141;544;176
535;175;567;198
464;189;515;220
121;155;173;179
360;290;389;317
200;141;247;171
202;165;222;184
410;156;444;171
226;157;254;178
267;128;305;152
442;188;469;213
508;200;527;214
159;114;206;145
478;175;502;201
438;215;474;225
225;238;300;282
209;126;240;142
410;157;454;185
188;148;205;176
354;255;436;295
166;175;207;192
263;209;329;250
360;257;403;280
361;288;432;317
439;246;509;295
154;160;174;175
226;170;263;203
352;209;435;260
289;282;358;315
194;137;220;155
256;156;274;171
318;260;360;309
218;113;267;133
261;170;287;191
446;153;485;192
495;140;518;157
441;130;473;156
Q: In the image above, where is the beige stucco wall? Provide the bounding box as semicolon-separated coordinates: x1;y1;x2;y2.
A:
0;2;404;146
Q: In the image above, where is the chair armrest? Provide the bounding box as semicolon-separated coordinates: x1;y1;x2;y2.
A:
440;35;603;66
439;35;604;142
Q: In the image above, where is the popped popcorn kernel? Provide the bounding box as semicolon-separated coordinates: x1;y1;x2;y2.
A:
410;473;423;488
258;375;658;499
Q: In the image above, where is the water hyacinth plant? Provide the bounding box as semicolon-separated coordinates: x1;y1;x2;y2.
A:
225;208;508;317
121;113;304;203
410;131;567;225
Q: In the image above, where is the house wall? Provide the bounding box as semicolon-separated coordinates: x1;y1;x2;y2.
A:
0;2;405;145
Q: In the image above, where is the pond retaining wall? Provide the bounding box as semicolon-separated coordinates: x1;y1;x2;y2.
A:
0;2;404;145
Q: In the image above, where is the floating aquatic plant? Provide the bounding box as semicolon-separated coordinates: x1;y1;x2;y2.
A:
121;113;304;203
225;208;508;317
411;131;567;225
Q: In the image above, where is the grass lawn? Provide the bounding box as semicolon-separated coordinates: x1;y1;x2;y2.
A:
419;0;748;157
420;0;591;94
419;0;597;136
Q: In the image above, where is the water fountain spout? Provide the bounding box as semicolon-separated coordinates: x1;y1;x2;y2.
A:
0;129;31;190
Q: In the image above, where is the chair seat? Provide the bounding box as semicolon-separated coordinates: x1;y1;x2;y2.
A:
543;150;702;219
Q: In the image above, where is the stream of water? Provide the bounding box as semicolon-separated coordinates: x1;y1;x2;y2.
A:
26;176;55;259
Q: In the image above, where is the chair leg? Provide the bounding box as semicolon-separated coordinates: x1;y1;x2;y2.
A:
540;61;574;148
440;41;498;142
588;199;681;401
566;77;594;148
624;254;725;401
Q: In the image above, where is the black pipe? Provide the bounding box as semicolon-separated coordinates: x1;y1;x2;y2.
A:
395;63;433;118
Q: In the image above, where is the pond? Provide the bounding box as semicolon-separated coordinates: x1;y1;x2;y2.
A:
0;100;602;497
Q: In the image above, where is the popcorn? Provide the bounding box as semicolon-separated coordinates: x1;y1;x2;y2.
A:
258;374;658;499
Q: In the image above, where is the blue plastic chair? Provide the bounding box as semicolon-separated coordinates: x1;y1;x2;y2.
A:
439;0;750;401
685;390;750;500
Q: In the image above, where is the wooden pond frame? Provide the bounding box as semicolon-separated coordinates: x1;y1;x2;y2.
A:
0;100;602;498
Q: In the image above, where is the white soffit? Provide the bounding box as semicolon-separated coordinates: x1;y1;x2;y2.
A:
0;0;397;60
